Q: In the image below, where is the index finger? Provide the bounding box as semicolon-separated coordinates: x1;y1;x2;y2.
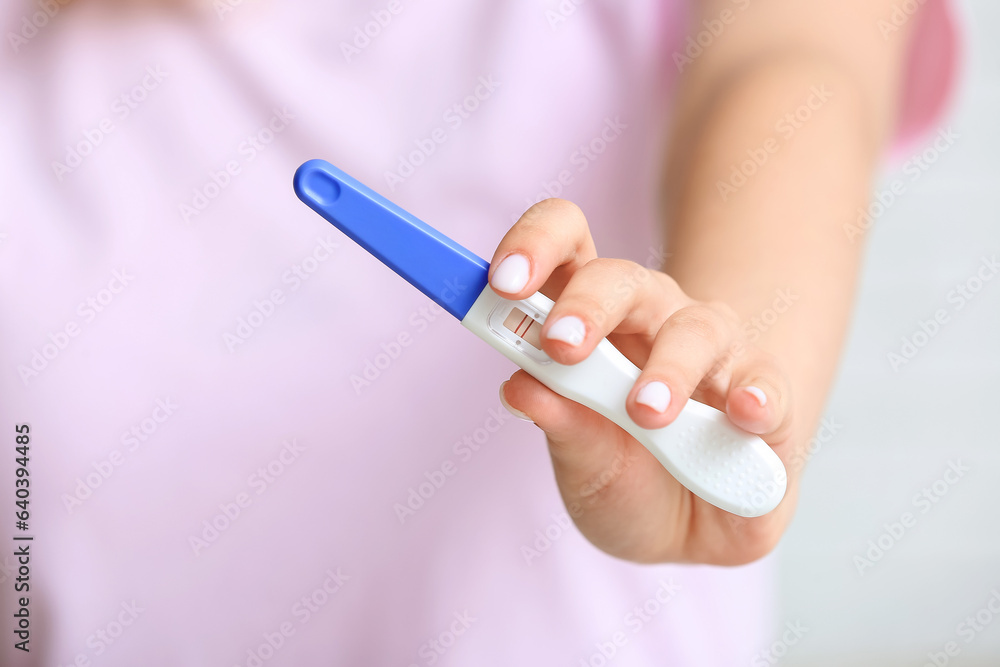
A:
488;198;599;300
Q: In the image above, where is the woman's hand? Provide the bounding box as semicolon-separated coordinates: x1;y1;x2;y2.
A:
491;199;799;565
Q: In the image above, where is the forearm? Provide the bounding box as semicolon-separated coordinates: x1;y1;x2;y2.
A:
497;2;924;563
662;57;882;446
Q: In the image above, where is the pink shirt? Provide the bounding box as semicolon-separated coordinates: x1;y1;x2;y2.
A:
0;1;955;665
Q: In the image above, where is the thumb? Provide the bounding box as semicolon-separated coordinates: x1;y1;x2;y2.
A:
500;370;634;494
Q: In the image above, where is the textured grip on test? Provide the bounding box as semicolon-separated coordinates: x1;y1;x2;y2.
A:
462;286;787;517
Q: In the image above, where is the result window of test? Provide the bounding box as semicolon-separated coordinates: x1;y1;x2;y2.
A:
502;307;543;350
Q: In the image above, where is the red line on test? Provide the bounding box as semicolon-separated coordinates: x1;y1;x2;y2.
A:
515;313;529;337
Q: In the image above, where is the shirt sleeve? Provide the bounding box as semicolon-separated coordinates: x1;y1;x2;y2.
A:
889;0;961;158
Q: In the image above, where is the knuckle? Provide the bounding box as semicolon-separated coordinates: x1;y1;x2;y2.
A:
731;525;783;565
744;522;784;560
527;197;585;222
582;256;624;275
709;519;785;565
556;294;609;328
565;259;644;322
585;257;647;291
654;271;681;296
512;215;558;247
703;348;738;385
622;259;654;287
668;306;727;347
744;350;790;393
577;445;638;502
705;300;739;327
756;348;783;372
516;199;593;266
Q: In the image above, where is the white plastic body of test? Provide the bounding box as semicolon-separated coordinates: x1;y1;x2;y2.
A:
462;285;787;517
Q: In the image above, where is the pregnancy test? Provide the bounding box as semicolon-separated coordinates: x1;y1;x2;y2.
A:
293;159;786;517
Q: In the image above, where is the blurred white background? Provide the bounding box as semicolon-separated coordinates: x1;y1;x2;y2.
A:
778;1;1000;665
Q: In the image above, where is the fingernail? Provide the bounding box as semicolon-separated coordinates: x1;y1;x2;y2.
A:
743;386;767;408
545;316;586;346
636;381;671;413
491;253;531;293
499;382;532;422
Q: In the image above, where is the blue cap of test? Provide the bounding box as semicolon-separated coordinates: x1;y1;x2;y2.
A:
293;159;490;320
